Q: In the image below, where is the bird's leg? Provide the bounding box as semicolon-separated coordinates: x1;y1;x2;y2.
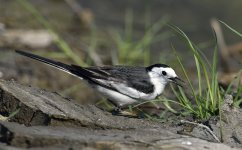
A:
113;105;139;118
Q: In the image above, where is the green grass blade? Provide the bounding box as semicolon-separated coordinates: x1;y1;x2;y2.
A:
195;56;202;97
219;20;242;37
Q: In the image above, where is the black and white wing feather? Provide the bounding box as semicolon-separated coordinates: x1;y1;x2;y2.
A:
72;65;155;99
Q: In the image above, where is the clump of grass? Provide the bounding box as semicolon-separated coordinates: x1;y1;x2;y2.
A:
166;22;242;120
112;9;172;65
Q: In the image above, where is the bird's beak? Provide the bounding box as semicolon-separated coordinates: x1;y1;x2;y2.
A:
169;77;185;87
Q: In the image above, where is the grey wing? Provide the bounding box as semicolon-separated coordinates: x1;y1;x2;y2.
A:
81;66;154;99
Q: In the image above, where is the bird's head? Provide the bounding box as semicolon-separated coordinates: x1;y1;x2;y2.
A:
146;64;184;86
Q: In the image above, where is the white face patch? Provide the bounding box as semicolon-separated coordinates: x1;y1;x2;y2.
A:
151;67;177;81
162;68;177;78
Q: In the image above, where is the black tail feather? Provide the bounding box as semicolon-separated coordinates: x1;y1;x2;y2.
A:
15;50;104;83
16;50;73;75
16;50;131;96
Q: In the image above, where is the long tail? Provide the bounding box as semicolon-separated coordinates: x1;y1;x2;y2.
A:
15;50;82;79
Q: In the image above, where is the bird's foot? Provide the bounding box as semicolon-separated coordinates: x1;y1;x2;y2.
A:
111;107;140;118
111;107;122;115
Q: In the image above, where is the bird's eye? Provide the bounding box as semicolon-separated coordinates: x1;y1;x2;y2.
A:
162;71;167;76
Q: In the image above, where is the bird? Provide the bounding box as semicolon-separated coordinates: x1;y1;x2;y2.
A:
15;50;184;114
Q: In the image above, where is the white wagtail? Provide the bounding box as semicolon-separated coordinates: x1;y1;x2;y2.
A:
16;50;184;114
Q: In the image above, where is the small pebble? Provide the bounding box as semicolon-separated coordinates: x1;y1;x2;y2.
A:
181;141;192;145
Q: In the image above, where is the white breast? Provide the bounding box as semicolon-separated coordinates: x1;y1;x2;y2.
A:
95;85;138;107
148;72;167;98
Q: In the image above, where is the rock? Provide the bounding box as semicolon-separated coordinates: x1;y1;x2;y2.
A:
218;94;242;147
179;95;242;148
0;79;162;129
0;79;239;149
0;29;53;48
0;121;238;150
